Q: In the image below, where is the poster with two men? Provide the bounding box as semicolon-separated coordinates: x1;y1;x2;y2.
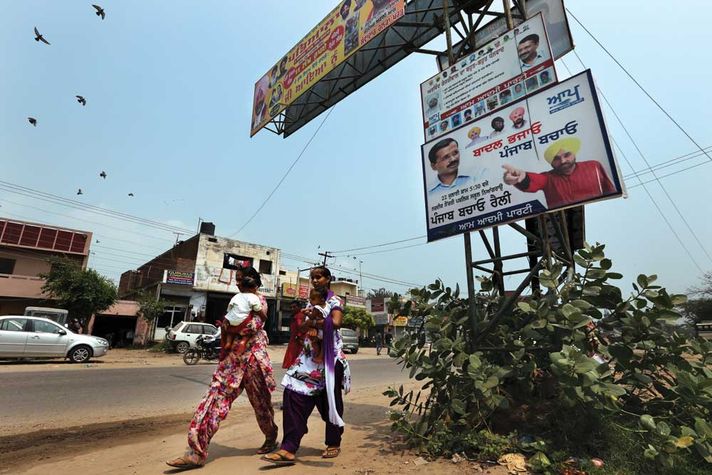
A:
421;70;625;242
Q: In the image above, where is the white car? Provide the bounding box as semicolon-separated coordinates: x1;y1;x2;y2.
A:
0;315;110;363
165;321;218;353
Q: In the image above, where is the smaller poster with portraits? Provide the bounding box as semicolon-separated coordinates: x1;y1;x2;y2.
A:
421;69;624;242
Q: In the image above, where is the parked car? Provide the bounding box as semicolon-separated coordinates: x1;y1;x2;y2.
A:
340;328;359;354
0;315;109;363
165;321;218;353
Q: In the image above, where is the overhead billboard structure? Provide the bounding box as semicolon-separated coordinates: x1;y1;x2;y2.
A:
437;0;574;70
251;0;406;137
421;13;556;142
251;0;496;138
421;70;624;242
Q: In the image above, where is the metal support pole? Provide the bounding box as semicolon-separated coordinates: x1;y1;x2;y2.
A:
502;0;514;30
464;232;478;340
493;227;505;295
443;0;455;65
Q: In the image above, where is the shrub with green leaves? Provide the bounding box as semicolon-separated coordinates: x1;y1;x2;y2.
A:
385;243;712;471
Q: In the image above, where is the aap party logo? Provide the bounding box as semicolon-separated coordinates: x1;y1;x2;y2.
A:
547;84;584;114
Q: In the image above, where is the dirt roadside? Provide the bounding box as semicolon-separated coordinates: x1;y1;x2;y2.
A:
0;382;509;475
0;345;381;373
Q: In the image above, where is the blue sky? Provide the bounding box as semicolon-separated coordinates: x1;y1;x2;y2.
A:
1;1;711;296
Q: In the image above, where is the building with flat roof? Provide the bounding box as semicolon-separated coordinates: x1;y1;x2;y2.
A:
0;217;91;315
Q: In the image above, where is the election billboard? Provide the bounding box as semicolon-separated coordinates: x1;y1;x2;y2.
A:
437;0;574;71
251;0;405;136
422;13;556;142
421;70;624;242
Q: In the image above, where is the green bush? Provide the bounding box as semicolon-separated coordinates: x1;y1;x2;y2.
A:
385;243;712;471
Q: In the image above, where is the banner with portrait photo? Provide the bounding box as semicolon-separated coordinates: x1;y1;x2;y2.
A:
250;0;405;136
421;13;556;142
421;69;624;242
436;0;575;71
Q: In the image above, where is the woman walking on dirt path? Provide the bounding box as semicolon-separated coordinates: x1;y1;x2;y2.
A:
167;266;278;469
263;266;351;465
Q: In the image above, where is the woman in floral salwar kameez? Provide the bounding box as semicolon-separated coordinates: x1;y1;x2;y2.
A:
167;267;278;469
263;266;351;464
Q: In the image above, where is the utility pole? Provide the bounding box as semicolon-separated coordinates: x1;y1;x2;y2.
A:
172;232;184;245
318;251;334;266
353;257;363;295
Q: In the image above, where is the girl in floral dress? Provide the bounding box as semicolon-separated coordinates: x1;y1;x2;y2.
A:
263;266;351;464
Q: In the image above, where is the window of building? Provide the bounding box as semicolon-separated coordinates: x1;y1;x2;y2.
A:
223;253;253;270
259;259;273;275
0;258;15;275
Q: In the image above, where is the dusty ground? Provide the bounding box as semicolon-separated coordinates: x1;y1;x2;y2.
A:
0;382;510;475
0;345;382;373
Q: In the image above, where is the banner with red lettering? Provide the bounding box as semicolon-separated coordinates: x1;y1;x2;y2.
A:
251;0;405;136
421;70;625;242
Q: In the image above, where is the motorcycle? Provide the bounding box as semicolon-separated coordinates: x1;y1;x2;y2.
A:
183;334;221;365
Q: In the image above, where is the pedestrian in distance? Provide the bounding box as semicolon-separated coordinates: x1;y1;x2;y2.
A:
375;331;383;356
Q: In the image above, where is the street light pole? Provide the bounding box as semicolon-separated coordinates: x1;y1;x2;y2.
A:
353;257;363;296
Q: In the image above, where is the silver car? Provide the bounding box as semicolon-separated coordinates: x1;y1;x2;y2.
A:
0;316;110;363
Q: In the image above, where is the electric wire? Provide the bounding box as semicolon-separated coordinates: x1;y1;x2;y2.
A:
568;50;712;263
231;106;336;237
331;235;426;254
565;8;712;166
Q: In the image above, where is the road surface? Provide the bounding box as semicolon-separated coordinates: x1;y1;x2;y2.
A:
0;357;408;435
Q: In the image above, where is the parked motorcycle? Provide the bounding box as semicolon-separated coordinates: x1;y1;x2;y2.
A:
183;334;221;365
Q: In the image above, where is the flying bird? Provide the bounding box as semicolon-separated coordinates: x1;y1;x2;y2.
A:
33;27;50;45
76;95;86;106
128;193;134;197
92;4;106;20
77;189;83;195
99;171;107;179
28;117;37;126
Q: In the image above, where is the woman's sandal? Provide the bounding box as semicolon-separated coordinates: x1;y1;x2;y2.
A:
256;439;279;455
322;446;341;459
165;455;205;469
262;450;296;465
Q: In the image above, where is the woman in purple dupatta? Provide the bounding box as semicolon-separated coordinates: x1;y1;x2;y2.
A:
263;266;351;464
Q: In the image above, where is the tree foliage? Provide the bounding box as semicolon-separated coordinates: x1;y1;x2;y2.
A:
342;306;374;331
136;290;165;322
385;243;712;472
40;257;118;329
368;288;395;299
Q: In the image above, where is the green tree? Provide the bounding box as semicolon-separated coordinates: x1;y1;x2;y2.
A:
681;298;712;325
136;290;166;322
368;288;395;299
342;306;374;331
40;257;118;331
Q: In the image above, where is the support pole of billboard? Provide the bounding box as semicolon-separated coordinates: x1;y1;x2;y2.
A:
443;0;479;341
503;0;514;30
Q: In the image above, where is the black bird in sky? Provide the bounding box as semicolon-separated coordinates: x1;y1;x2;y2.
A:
99;171;107;179
28;117;37;126
128;193;134;197
77;189;83;195
76;95;86;106
92;4;106;20
33;27;50;45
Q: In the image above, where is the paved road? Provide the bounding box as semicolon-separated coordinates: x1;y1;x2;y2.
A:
0;357;407;434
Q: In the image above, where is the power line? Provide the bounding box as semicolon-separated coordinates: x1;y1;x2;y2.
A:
231;106;336;237
567;51;712;263
565;8;712;167
331;235;425;254
0;181;192;234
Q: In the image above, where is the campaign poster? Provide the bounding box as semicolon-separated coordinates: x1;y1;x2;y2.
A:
250;0;405;136
437;0;575;71
421;70;624;242
422;14;556;142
